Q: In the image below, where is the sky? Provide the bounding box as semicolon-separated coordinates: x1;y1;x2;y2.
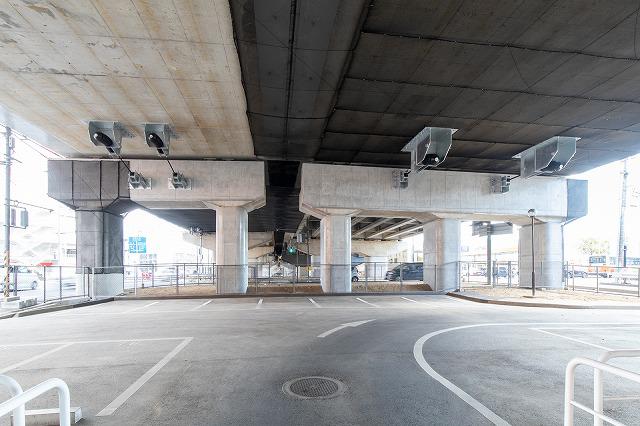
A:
4;126;639;265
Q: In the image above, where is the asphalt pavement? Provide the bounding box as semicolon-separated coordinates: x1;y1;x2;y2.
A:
1;295;639;425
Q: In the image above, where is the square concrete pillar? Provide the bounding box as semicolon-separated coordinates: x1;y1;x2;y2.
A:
518;222;563;289
215;206;249;294
423;219;460;292
320;214;352;293
76;210;124;297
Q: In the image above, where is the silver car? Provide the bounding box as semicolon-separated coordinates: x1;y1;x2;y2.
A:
0;266;40;291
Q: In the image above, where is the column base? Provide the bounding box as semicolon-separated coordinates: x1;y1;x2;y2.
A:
217;265;248;294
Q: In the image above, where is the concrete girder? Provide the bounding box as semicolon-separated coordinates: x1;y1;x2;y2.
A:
366;219;416;240
382;223;425;240
352;218;391;238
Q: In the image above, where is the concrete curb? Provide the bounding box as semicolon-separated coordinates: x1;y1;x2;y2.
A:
115;291;447;301
0;298;114;320
447;292;640;310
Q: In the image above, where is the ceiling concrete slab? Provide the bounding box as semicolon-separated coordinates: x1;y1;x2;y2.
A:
0;0;253;158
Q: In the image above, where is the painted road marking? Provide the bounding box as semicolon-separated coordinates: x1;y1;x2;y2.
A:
96;337;193;417
190;300;213;311
531;328;612;351
256;298;264;309
401;296;419;304
0;337;190;348
355;297;379;308
413;322;640;426
604;395;640;401
308;298;321;308
0;343;73;374
318;320;375;338
124;301;159;313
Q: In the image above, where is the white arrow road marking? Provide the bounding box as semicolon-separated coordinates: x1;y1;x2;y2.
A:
317;319;375;338
256;298;263;309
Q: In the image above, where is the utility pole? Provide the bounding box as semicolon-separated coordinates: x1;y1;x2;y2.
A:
3;126;12;299
486;224;492;287
617;159;628;267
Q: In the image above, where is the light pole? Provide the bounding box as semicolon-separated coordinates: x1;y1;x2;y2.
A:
527;209;536;297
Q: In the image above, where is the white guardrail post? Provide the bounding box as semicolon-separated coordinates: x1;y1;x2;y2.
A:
593;350;640;426
564;354;640;426
0;375;24;426
0;376;71;426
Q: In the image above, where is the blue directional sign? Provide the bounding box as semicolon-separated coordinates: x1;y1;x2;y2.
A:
128;237;147;254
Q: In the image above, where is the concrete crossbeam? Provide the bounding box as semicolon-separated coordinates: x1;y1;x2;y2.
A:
129;160;265;211
300;163;584;224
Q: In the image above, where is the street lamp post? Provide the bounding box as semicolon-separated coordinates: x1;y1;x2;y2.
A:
527;209;536;297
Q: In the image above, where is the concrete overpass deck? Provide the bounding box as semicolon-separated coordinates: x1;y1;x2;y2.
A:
1;296;640;425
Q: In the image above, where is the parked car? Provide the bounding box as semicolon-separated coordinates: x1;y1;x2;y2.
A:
385;263;423;281
566;269;588;278
0;266;40;291
351;266;359;282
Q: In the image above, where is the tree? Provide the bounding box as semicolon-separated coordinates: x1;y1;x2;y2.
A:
578;238;609;256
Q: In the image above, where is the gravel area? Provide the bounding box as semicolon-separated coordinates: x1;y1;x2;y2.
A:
462;287;640;305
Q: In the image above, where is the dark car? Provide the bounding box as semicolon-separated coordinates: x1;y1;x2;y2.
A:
385;263;423;281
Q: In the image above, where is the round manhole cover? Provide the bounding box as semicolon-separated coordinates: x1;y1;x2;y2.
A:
282;376;346;400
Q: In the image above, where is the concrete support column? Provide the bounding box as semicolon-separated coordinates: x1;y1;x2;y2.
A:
76;210;124;297
518;222;562;289
423;219;461;292
320;214;351;293
214;206;248;294
76;210;124;269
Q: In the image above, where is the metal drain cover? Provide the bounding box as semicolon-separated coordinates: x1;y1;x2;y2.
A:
282;376;346;400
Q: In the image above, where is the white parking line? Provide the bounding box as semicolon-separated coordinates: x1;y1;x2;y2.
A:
190;300;213;311
355;297;379;308
0;337;190;348
531;328;612;351
401;296;419;304
604;395;640;401
256;298;263;309
308;298;321;308
413;322;640;425
124;301;159;313
96;337;193;417
0;343;73;374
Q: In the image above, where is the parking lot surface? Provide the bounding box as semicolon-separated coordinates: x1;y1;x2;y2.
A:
1;295;640;425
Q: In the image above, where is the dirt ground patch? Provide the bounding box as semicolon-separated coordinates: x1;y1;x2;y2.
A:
123;281;433;297
462;287;640;305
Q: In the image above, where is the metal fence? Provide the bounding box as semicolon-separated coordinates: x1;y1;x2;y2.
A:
3;261;639;305
0;265;91;304
565;263;640;297
459;260;520;288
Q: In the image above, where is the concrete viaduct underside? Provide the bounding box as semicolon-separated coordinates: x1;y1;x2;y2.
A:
0;0;636;291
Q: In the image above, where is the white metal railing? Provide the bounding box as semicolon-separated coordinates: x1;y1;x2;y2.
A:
593;350;640;426
0;375;71;426
564;352;640;426
0;375;25;425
